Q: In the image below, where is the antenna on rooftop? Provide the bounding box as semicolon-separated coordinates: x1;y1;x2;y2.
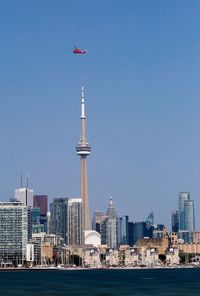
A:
20;174;23;188
25;174;29;188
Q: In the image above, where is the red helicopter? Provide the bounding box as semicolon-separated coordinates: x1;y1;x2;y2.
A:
73;46;87;54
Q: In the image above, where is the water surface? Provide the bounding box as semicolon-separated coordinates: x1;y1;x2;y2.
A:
0;268;200;295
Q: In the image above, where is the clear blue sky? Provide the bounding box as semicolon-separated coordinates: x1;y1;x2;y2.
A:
0;0;200;229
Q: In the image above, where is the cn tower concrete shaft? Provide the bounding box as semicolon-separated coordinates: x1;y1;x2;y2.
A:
80;156;90;230
76;86;91;231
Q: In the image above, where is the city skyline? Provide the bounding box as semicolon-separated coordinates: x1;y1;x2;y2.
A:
1;1;200;229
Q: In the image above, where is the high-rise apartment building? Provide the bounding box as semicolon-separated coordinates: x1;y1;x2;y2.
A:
67;198;82;246
49;198;68;243
0;202;29;264
15;188;34;208
50;197;82;246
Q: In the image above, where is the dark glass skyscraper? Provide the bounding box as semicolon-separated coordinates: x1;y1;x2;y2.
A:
50;198;68;243
133;222;147;244
128;222;134;246
128;221;147;246
171;210;179;232
117;215;129;246
33;195;48;216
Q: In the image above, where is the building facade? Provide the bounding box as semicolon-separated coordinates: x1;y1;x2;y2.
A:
177;192;195;243
50;198;68;243
117;215;129;246
184;199;195;232
33;195;48;216
15;188;34;208
178;192;190;230
92;211;107;234
0;202;29;264
67;198;82;246
105;197;118;249
171;210;179;232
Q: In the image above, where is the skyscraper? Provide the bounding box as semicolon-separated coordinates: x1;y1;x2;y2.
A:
76;86;91;231
133;222;147;244
92;211;107;234
146;212;154;229
117;215;129;246
184;199;195;232
67;198;82;246
177;192;195;243
15;188;34;208
146;212;154;238
49;198;68;243
33;195;48;216
106;197;118;248
171;210;179;232
0;202;29;264
128;221;148;246
178;192;190;230
33;195;48;232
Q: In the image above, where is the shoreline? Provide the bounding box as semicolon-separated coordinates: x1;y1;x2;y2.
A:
0;265;198;271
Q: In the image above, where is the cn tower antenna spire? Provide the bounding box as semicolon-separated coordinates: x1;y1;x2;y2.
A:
81;86;85;119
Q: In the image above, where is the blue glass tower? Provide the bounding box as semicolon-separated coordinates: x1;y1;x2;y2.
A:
178;192;190;230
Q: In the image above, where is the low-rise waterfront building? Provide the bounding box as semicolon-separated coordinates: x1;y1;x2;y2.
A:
106;249;119;266
166;247;179;266
178;243;200;254
145;248;159;267
192;231;200;244
169;232;178;246
124;247;139;266
83;247;101;267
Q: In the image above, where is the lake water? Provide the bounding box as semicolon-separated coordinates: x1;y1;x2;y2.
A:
0;268;200;295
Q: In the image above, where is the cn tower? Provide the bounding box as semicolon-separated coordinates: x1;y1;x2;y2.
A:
76;86;91;231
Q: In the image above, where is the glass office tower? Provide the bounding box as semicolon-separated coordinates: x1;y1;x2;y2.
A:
178;192;190;230
184;199;195;232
